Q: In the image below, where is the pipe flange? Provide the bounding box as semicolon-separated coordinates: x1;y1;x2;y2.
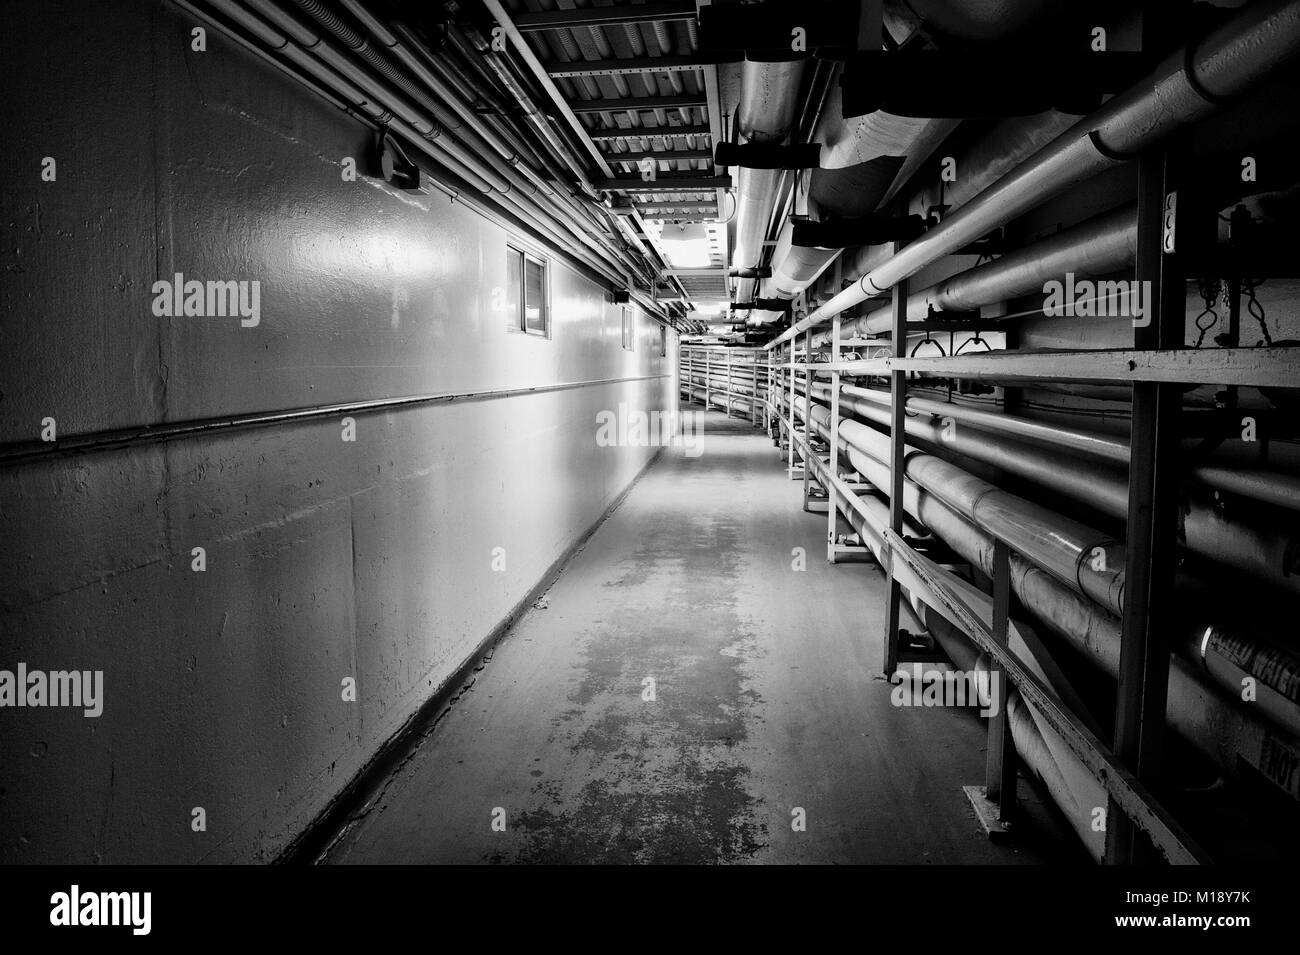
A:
1182;42;1235;108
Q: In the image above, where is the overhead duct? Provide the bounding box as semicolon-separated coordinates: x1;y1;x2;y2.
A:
731;60;807;304
778;0;1300;344
900;0;1060;43
751;0;1081;329
752;81;957;324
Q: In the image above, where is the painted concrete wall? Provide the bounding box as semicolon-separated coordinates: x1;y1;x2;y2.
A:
0;0;678;862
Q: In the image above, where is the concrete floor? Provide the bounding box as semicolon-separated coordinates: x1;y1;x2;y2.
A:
323;408;1071;864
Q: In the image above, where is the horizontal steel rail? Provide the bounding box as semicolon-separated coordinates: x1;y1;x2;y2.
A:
0;374;671;465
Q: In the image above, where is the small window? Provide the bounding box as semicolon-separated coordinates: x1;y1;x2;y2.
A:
506;244;548;337
505;247;522;331
524;257;547;335
659;324;667;358
621;307;634;351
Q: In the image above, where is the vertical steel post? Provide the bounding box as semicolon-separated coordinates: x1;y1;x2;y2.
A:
1106;142;1184;865
725;348;733;417
826;314;842;559
787;338;797;473
801;330;813;496
985;539;1018;821
883;243;908;677
751;354;758;424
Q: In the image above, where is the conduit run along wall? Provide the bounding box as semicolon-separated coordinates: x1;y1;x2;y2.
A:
0;0;676;863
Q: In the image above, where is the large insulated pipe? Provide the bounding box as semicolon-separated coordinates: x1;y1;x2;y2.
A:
843;384;1130;464
782;388;1300;738
921;608;1108;861
732;61;807;302
800;400;1128;613
894;0;1060;43
810;205;1138;344
815;382;1300;596
774;390;1300;801
839;384;1300;515
776;0;1300;345
753;85;956;322
687;386;755;416
793;109;1077;313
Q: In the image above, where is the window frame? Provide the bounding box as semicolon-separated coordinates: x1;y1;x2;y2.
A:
505;242;550;338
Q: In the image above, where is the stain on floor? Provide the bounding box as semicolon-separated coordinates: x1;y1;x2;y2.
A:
323;409;1074;865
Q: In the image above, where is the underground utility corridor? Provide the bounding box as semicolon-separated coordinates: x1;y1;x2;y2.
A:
6;0;1300;920
321;409;1070;864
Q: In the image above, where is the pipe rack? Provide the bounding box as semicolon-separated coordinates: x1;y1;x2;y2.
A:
735;0;1300;865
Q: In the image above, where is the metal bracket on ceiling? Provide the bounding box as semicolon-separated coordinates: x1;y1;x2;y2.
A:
732;297;794;314
714;141;822;170
791;213;926;250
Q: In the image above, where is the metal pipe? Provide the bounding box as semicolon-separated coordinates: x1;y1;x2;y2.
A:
756;95;955;318
327;3;641;278
773;0;1300;347
839;384;1300;515
802;398;1128;613
811;205;1138;343
238;0;512;192
841;384;1130;464
1191;465;1300;514
814;382;1300;596
228;0;641;285
732;61;807;301
442;14;668;293
773;390;1300;806
200;0;490;193
782;387;1300;724
279;0;645;278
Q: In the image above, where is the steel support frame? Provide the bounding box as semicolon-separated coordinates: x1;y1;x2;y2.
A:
569;94;708;114
883;244;909;677
589;123;711;141
967;539;1019;837
822;314;872;561
1105;141;1186;865
786;337;800;478
515;1;697;31
886;529;1207;864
